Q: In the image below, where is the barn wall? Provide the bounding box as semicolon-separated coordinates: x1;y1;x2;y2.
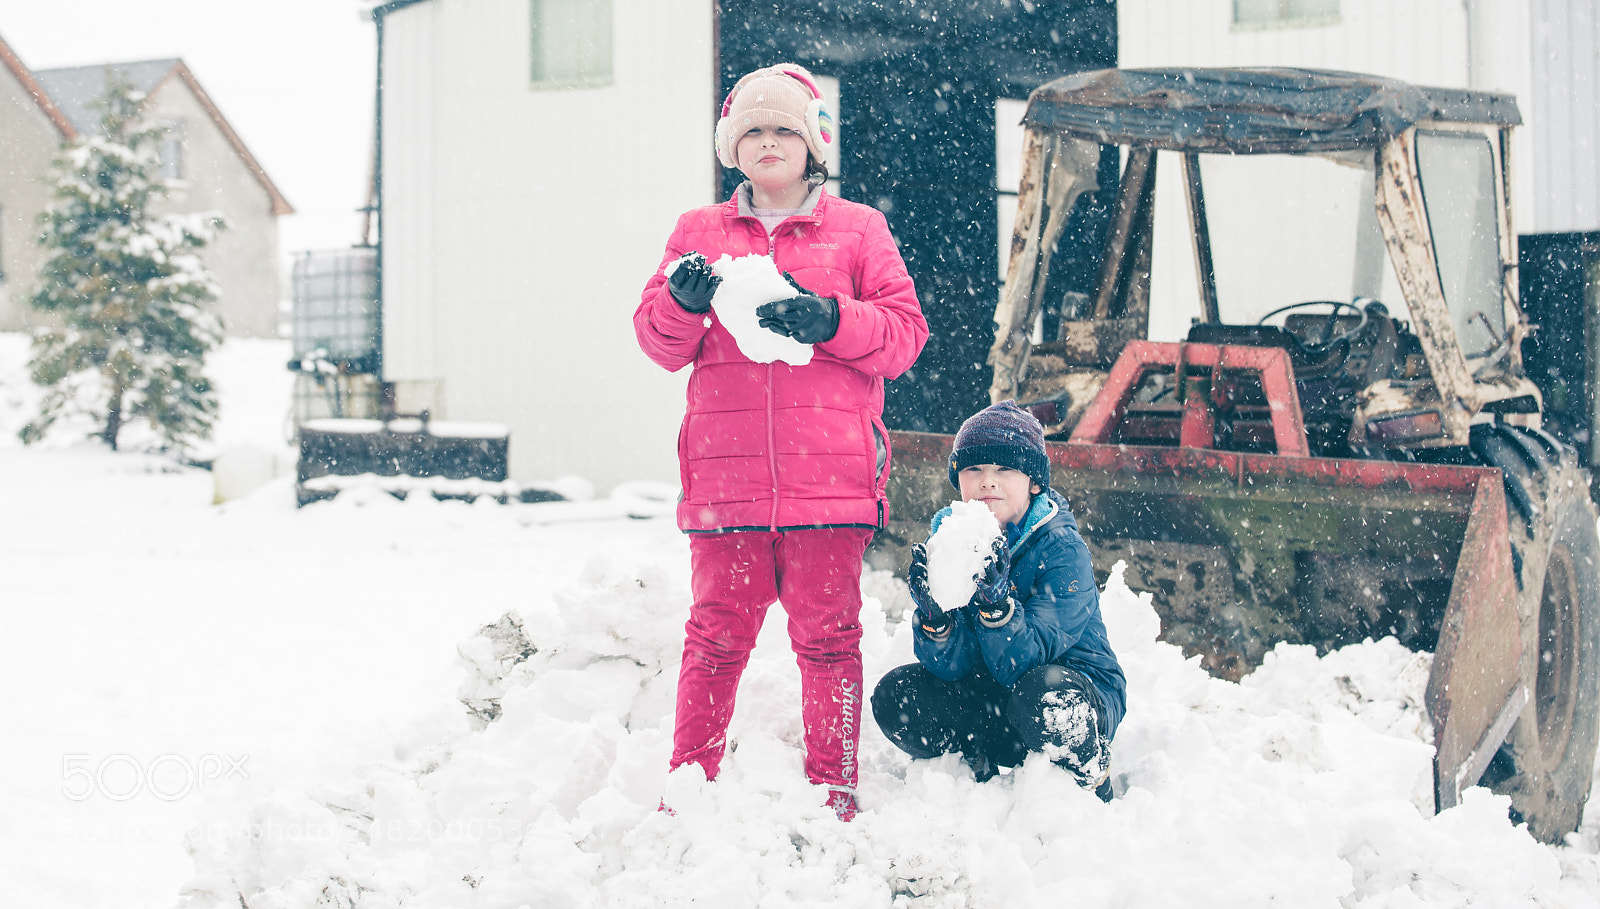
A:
1528;0;1600;231
381;0;712;492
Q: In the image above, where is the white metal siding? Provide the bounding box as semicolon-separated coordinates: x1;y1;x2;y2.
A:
382;0;710;492
1529;0;1600;231
382;6;440;391
1119;0;1471;84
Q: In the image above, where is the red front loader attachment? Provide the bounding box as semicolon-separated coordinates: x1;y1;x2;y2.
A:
886;341;1525;812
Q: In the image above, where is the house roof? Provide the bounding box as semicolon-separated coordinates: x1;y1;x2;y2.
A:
0;31;76;139
33;58;294;215
33;58;182;135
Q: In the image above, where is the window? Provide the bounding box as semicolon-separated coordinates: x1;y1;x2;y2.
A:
813;74;842;198
1174;151;1405;330
1415;131;1504;359
530;0;613;89
1232;0;1338;29
996;97;1028;282
995;99;1111;337
157;119;186;181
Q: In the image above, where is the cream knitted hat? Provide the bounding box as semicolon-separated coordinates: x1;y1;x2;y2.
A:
714;63;835;169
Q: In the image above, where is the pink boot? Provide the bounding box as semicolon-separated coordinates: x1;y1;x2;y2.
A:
826;787;858;822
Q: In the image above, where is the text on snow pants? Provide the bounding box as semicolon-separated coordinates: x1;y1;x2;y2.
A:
672;526;873;791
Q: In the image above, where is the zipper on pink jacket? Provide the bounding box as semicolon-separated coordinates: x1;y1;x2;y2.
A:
764;232;781;531
767;362;779;530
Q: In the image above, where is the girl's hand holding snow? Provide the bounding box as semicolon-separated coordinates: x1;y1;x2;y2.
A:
906;543;953;638
756;272;839;343
667;253;719;313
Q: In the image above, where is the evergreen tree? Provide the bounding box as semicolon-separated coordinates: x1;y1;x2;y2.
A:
21;72;226;452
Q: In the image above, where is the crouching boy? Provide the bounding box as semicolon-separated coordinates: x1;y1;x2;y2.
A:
870;400;1127;799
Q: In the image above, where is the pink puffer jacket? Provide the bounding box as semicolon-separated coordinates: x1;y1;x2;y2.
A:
635;187;928;532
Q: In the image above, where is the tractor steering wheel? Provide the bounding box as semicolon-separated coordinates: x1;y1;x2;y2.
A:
1256;299;1372;349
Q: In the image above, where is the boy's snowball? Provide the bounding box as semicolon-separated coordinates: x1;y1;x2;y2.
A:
926;499;1003;612
710;254;813;366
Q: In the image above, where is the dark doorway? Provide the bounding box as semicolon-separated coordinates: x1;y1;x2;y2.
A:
718;1;1118;432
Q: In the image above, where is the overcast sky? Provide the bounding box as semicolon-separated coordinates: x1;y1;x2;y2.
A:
0;0;377;262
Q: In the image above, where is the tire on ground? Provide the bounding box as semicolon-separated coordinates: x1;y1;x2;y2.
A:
1482;464;1600;844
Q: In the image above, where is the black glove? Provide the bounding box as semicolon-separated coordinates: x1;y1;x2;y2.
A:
756;273;839;343
906;543;953;637
667;254;719;314
971;536;1014;626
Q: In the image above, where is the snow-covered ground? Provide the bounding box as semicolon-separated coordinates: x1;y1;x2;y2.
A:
3;330;1600;908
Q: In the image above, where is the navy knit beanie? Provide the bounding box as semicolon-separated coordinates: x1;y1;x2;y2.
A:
948;400;1050;491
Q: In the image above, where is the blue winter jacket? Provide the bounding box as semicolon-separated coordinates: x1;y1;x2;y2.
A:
914;489;1127;735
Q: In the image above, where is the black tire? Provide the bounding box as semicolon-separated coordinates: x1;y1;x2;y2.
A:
1482;464;1600;844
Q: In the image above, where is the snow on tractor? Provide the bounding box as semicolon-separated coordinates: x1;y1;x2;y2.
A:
884;68;1600;843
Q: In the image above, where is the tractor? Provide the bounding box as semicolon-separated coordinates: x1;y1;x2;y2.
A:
884;67;1600;844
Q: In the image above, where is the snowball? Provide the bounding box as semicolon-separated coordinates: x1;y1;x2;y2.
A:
662;253;694;279
709;254;814;366
925;499;1003;612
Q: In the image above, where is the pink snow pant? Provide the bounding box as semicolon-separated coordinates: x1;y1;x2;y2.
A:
671;527;873;791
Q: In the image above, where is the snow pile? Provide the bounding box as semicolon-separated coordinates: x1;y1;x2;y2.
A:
5;330;1600;907
177;551;1600;908
925;499;1003;612
710;253;814;365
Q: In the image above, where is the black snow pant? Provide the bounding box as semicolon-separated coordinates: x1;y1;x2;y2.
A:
871;662;1113;800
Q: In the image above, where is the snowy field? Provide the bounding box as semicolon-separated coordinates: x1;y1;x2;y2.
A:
4;330;1600;907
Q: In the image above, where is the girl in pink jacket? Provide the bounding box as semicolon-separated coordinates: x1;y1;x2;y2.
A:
634;63;927;820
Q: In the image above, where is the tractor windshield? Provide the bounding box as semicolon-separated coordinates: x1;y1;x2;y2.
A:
1413;130;1506;358
1145;150;1408;341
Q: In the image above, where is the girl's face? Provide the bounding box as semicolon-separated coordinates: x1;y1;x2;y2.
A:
735;126;810;192
958;464;1040;528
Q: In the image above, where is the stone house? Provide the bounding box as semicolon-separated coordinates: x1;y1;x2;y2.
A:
0;31;292;338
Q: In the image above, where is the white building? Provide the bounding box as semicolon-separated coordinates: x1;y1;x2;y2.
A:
369;0;1596;494
375;0;710;492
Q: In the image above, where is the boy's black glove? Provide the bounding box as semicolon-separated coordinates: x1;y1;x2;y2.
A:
906;543;953;637
971;536;1015;627
667;255;719;314
757;273;839;343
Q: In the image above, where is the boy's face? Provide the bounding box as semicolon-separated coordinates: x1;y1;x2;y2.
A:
958;464;1040;527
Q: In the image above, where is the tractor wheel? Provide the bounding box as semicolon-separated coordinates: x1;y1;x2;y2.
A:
1482;470;1600;844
